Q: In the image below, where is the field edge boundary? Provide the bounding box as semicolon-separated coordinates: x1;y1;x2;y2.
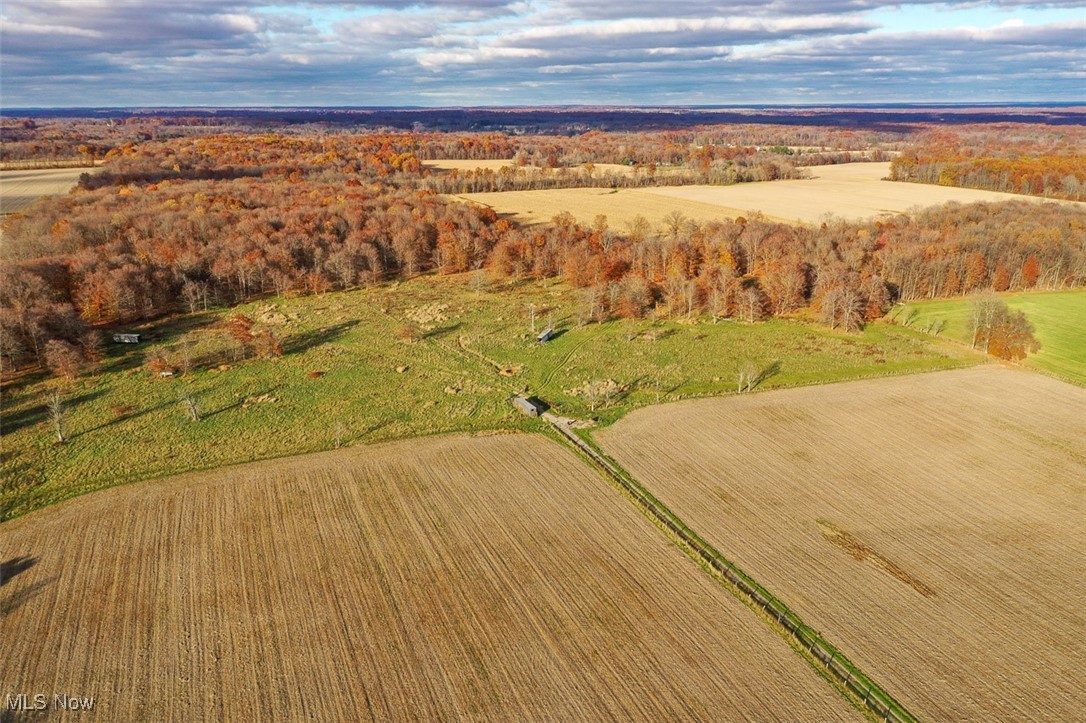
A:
547;416;918;723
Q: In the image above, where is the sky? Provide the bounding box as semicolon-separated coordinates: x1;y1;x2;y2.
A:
1;1;1083;108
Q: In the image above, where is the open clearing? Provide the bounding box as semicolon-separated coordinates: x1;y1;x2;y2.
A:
1;433;860;721
595;367;1086;721
0;167;89;214
459;162;1086;227
901;289;1086;386
0;274;973;519
455;186;760;228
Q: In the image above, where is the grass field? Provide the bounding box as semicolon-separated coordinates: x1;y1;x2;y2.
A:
0;274;977;519
595;367;1086;721
459;162;1086;227
899;289;1086;385
0;167;91;215
0;433;862;721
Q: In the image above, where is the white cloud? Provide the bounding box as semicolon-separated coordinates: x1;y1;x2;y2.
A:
0;0;1082;105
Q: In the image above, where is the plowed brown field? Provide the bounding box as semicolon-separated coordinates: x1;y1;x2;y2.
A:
1;434;860;721
596;366;1086;721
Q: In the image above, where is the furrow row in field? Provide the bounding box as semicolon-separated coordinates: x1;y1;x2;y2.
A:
1;434;860;721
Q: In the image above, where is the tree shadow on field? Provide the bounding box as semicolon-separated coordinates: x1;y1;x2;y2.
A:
422;322;462;340
754;360;782;390
283;320;359;355
1;556;38;586
1;575;60;616
0;367;49;396
203;387;278;420
540;328;567;342
2;388;106;437
73;397;177;439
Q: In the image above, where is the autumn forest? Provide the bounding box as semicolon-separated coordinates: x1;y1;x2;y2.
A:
2;116;1084;377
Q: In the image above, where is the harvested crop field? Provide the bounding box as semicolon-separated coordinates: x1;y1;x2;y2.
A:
455;186;763;229
424;158;652;176
0;167;89;214
596;366;1086;721
1;433;860;721
459;162;1086;227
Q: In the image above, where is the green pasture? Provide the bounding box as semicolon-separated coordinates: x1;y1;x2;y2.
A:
2;274;977;518
899;290;1085;386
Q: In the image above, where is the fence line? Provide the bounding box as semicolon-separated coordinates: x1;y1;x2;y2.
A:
548;417;917;723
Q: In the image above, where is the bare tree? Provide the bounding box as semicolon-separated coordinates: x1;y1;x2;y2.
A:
736;360;760;393
663;210;687;240
46;389;66;443
181;279;210;313
43;339;83;380
739;279;768;323
736;360;781;393
470;269;489;293
178;388;200;422
969;292;1003;352
580;380;625;412
651;363;682;403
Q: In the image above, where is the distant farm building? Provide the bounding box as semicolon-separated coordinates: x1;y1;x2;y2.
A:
537;327;556;343
512;396;546;417
112;333;141;344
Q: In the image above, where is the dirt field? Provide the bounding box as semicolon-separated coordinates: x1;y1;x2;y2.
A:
460;162;1086;227
0;167;89;214
1;434;859;721
595;366;1086;721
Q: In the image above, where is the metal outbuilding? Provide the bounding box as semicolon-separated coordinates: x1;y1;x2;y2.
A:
512;396;546;417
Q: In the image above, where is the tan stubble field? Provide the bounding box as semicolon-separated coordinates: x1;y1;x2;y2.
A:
457;162;1086;227
595;366;1086;721
1;434;861;721
0;167;91;214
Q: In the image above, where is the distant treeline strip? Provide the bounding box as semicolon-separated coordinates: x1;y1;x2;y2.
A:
550;419;917;723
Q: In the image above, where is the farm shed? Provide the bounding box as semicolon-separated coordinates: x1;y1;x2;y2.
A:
512;396;546;417
537;327;555;343
112;333;141;344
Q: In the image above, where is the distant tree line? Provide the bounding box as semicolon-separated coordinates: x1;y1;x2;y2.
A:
890;124;1086;201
